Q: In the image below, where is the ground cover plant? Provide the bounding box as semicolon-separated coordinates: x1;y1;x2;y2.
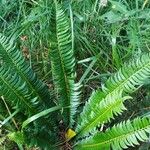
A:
1;0;150;150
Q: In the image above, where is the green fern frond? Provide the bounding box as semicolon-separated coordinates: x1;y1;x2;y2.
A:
0;33;59;148
76;53;150;137
75;117;150;150
104;53;150;93
76;90;131;136
50;2;80;126
0;33;52;108
0;66;38;113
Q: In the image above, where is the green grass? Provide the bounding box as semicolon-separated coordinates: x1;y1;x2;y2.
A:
1;0;150;149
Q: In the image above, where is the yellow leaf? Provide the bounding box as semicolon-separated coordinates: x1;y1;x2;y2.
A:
65;129;76;140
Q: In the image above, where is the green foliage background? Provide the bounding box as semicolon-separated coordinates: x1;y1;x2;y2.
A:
1;0;150;149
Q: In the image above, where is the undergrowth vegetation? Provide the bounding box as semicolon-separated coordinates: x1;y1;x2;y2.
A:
0;0;150;150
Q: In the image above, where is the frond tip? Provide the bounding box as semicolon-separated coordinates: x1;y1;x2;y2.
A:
75;117;150;150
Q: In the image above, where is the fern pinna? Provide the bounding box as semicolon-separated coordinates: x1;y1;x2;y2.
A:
0;1;150;150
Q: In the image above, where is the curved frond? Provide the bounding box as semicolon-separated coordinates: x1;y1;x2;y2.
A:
50;2;80;126
75;117;150;150
76;53;150;137
0;33;52;108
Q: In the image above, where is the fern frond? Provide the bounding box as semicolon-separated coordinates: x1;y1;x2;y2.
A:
104;53;150;93
0;33;52;108
50;2;80;126
0;66;38;113
0;31;59;149
76;90;131;136
76;53;150;137
75;117;150;150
